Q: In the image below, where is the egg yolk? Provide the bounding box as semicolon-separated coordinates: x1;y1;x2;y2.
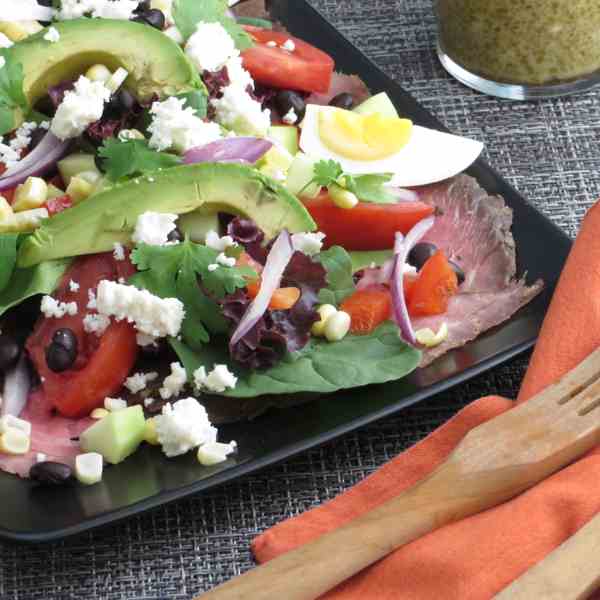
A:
318;108;413;161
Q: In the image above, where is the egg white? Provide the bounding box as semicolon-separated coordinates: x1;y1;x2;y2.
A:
299;105;484;187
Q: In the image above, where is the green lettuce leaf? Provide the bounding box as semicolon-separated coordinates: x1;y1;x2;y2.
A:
170;321;421;398
317;245;356;305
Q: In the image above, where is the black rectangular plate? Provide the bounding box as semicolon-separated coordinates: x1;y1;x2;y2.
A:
0;0;572;543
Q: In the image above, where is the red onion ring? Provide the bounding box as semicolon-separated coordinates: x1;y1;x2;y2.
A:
183;137;273;166
1;354;30;418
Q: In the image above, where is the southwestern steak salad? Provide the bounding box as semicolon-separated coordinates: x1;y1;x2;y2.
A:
0;0;542;486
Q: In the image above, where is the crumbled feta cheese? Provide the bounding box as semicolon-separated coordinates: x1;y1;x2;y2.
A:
0;58;5;70
104;397;127;412
291;232;326;256
0;122;41;169
216;252;236;267
224;55;254;90
159;362;187;400
193;364;238;393
69;279;80;292
40;296;78;318
0;415;32;436
96;280;185;338
154;397;217;457
39;121;50;130
51;76;111;141
185;22;238;73
131;211;178;246
36;453;47;463
136;332;157;347
403;263;418;275
282;39;296;52
282;107;298;125
0;142;19;170
148;96;223;153
144;397;155;408
197;440;237;466
211;84;271;137
125;371;159;394
207;263;219;272
0;33;13;48
57;0;92;19
113;242;126;261
58;0;139;20
87;289;97;310
205;230;236;252
266;41;277;48
44;27;61;43
75;452;103;485
83;313;111;336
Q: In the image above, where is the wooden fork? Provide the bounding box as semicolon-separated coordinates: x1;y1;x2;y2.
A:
198;347;600;600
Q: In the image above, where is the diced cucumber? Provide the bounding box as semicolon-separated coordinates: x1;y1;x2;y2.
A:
80;405;146;465
353;92;399;119
178;208;220;243
285;153;321;199
268;125;299;156
58;154;99;187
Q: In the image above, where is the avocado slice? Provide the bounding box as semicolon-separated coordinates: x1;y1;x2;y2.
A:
7;19;204;129
17;163;316;267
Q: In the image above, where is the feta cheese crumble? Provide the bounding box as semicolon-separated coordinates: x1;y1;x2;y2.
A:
58;0;139;21
291;232;326;256
216;252;236;267
87;289;97;310
125;371;159;394
147;96;223;153
159;362;187;400
44;27;61;43
211;84;271;137
113;242;126;261
69;280;80;292
282;108;298;125
40;296;78;318
51;75;111;141
197;440;237;466
154;397;218;457
193;364;238;393
185;22;238;73
132;211;178;246
266;40;277;48
224;56;254;90
0;122;44;170
104;397;127;412
136;332;157;347
205;231;236;252
207;264;219;272
96;280;185;339
282;39;296;52
83;313;111;336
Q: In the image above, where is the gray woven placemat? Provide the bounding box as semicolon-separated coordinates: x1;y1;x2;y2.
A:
2;1;600;598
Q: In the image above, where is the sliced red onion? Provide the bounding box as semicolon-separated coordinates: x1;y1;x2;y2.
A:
183;138;272;166
230;230;294;347
390;216;435;345
1;354;30;418
3;0;55;21
0;132;70;192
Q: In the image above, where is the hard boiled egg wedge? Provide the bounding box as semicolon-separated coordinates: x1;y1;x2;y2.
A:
299;105;484;187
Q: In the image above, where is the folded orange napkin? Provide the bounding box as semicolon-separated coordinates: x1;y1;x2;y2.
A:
252;202;600;599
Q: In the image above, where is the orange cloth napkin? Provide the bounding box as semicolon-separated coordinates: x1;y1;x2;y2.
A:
252;202;600;599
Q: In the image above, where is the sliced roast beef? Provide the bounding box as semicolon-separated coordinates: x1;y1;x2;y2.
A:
416;175;543;366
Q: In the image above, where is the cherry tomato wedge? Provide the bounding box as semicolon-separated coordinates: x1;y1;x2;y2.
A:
408;250;458;317
340;287;392;335
26;253;138;418
242;26;334;94
45;194;73;216
302;192;436;251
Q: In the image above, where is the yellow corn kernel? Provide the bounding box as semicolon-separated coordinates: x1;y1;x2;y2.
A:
90;408;109;420
144;418;160;446
85;64;112;84
311;304;338;337
329;184;358;209
415;322;449;348
324;310;351;342
0;427;30;455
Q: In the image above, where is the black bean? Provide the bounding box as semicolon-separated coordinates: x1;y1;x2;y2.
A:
274;90;306;122
106;89;136;117
46;344;76;373
132;9;165;30
0;335;20;373
133;0;151;13
449;260;466;285
140;338;166;359
329;93;355;110
408;242;438;270
28;127;47;150
167;227;183;243
52;328;78;354
36;0;53;5
30;461;73;486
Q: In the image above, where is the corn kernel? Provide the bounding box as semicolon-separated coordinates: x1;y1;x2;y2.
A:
311;304;338;337
90;408;109;420
329;184;358;209
13;176;48;212
324;310;351;342
75;452;103;485
85;64;112;83
415;322;449;348
144;418;160;446
0;428;30;455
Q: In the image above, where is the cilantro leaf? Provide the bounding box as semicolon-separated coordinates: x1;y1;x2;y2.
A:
317;246;356;305
130;240;256;349
345;173;398;204
312;159;343;188
98;138;181;181
0;50;27;136
173;0;254;50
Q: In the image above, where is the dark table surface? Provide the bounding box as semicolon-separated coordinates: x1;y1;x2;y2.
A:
3;1;600;598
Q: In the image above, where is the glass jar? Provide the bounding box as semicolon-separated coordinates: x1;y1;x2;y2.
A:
436;0;600;99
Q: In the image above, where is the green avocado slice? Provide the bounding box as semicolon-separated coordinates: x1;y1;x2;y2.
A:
8;19;205;128
17;163;316;267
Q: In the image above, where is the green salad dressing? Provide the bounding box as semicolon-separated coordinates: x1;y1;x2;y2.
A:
436;0;600;85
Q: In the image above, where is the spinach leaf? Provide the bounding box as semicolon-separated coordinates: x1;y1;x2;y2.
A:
317;246;356;305
0;258;71;318
170;321;421;398
0;234;18;294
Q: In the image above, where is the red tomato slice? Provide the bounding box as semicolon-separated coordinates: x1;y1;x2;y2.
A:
340;287;392;335
302;192;436;250
408;250;458;317
44;194;73;216
26;253;138;418
242;26;334;94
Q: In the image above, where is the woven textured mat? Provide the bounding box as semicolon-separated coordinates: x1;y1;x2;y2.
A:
2;1;600;598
